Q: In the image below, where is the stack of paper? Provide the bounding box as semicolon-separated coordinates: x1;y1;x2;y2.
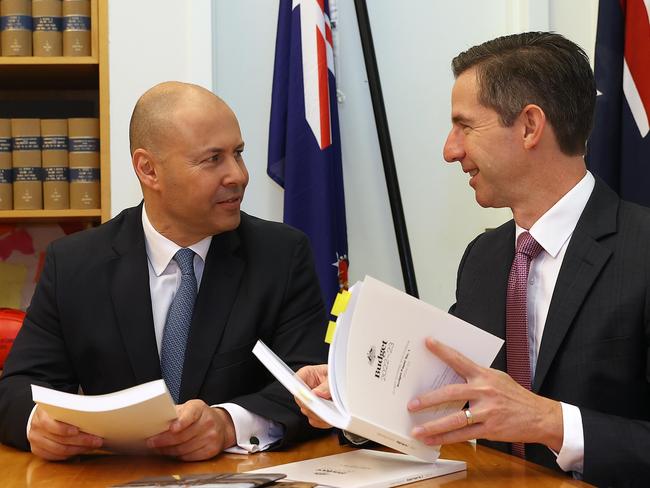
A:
250;449;466;488
32;379;177;453
253;275;503;461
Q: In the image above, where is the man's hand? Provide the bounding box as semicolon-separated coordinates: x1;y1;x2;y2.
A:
294;364;332;429
147;400;236;461
28;406;103;461
408;338;564;451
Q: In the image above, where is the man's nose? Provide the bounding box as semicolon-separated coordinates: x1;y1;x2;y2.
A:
443;127;465;163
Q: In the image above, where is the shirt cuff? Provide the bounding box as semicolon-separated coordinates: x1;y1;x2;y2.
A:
26;404;37;439
215;403;284;454
555;402;584;474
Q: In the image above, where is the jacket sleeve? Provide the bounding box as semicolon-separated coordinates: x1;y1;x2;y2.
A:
229;233;330;446
0;243;79;451
582;408;650;486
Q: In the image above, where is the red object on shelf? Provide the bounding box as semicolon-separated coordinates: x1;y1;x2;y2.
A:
0;308;26;369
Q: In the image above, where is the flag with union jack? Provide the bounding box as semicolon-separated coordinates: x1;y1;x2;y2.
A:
268;0;349;307
587;0;650;206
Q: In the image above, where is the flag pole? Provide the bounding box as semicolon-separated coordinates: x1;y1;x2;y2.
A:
353;0;419;298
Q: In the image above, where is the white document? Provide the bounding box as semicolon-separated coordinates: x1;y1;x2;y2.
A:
253;275;504;462
31;379;178;453
249;449;466;488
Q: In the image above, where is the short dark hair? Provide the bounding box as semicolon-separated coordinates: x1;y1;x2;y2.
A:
452;32;596;156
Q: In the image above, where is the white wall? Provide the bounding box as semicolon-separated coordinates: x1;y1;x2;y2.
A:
212;1;284;222
360;0;515;306
108;0;213;215
550;0;599;64
110;0;598;309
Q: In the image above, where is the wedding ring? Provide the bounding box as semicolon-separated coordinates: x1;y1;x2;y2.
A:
463;408;474;425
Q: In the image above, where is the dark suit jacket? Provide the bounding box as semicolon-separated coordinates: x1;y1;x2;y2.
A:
0;205;329;452
450;178;650;487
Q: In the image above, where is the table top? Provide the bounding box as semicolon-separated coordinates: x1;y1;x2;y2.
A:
0;434;592;487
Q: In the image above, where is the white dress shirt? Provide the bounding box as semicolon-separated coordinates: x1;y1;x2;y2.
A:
515;170;595;474
141;206;283;453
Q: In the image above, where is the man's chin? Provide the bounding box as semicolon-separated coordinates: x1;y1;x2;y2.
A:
474;192;493;209
474;194;508;210
210;212;242;235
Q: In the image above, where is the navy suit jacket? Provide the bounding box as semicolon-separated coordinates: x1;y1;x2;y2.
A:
0;205;329;451
451;178;650;487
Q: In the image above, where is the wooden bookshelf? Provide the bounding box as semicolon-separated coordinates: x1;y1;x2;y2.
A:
0;208;101;221
0;0;110;223
0;56;97;64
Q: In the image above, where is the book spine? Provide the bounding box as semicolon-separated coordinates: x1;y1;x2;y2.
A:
32;0;61;56
68;117;99;208
0;118;12;210
41;118;68;209
384;473;437;488
61;0;88;56
0;0;33;56
11;118;42;210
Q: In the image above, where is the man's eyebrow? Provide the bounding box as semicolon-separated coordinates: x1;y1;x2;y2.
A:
451;115;472;125
202;142;245;154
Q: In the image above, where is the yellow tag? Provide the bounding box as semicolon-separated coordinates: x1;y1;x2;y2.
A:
325;320;337;344
330;289;351;316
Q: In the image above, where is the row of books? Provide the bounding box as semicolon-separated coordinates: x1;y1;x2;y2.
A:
0;117;99;210
0;0;90;57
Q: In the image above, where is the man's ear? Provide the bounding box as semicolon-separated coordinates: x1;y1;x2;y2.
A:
132;148;161;191
520;104;546;150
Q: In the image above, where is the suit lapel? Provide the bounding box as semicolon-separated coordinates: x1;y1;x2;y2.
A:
180;227;245;401
108;204;161;384
483;223;514;372
533;179;618;392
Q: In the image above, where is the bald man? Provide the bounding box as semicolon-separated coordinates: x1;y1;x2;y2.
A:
0;82;329;461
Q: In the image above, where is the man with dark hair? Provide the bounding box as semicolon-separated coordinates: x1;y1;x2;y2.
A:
450;31;596;156
0;82;329;461
297;32;650;486
411;31;650;486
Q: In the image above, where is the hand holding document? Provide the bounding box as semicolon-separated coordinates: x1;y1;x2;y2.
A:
253;276;503;462
293;364;333;429
31;379;177;453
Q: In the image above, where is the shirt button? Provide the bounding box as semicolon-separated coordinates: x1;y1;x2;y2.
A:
249;436;259;445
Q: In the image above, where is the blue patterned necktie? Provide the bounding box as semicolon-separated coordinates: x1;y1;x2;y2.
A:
160;248;197;403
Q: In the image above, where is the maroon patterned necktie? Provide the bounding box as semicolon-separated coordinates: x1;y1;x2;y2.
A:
506;231;543;458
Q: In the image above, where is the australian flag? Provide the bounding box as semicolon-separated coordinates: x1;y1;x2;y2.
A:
587;0;650;206
268;0;349;308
